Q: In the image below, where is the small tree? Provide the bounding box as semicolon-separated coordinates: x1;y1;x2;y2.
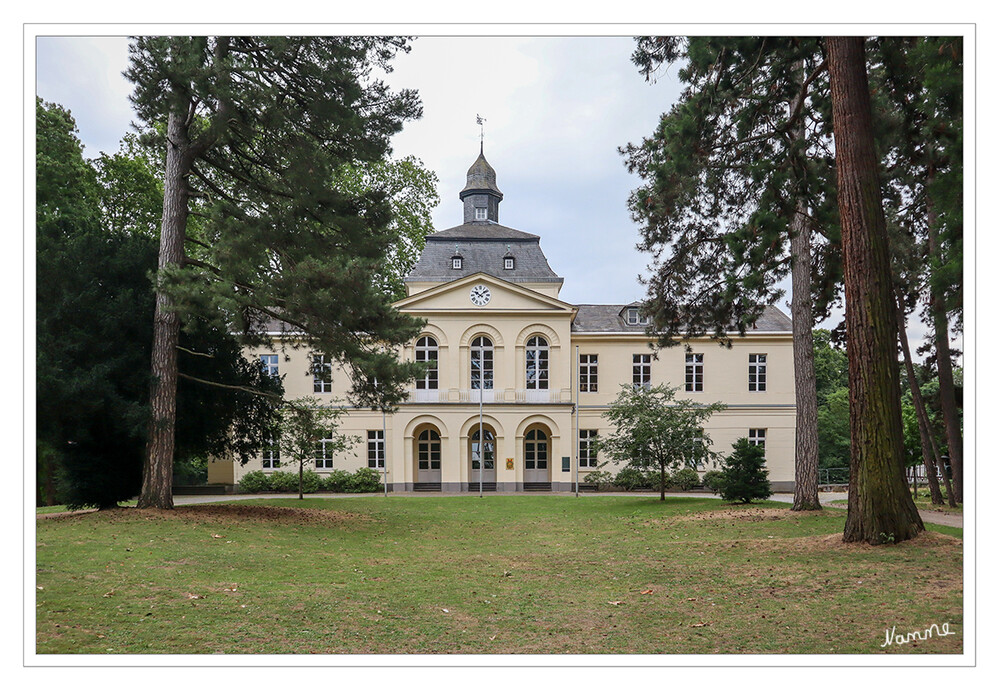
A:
276;398;355;500
599;384;725;501
718;438;772;504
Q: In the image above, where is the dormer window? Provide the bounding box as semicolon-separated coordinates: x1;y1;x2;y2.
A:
504;257;515;270
474;207;487;221
452;256;463;270
626;308;650;326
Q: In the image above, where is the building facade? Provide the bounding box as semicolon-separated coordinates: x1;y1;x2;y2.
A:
209;150;797;492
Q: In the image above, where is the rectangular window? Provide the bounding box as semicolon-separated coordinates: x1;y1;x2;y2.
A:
262;437;280;469
579;429;598;468
633;354;651;390
749;353;767;392
367;430;385;469
688;430;706;469
312;353;332;393
579;354;598;392
749;428;766;452
626;308;650;326
685;353;703;392
260;354;279;378
504;257;514;270
452;257;462;270
314;434;335;469
475;207;487;220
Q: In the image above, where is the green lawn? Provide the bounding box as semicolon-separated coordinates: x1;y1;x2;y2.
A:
35;496;963;655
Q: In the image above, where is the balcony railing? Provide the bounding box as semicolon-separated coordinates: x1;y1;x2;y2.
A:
405;388;563;404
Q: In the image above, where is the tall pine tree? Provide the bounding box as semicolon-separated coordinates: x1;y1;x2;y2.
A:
125;37;427;508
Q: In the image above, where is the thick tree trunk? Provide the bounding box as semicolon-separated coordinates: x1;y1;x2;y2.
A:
925;182;963;504
826;36;923;544
894;287;948;506
789;202;821;511
137;108;191;510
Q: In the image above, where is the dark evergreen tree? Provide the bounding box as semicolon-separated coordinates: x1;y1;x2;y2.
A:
622;37;839;511
718;438;772;504
123;37;427;508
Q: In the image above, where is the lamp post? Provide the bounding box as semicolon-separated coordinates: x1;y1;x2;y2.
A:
575;345;579;498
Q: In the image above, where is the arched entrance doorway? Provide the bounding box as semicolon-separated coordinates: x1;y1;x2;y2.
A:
416;427;442;485
524;426;551;484
469;426;496;490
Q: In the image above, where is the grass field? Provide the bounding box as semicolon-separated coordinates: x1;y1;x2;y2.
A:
35;496;963;655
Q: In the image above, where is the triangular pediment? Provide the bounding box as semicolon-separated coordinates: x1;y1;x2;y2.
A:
394;273;576;314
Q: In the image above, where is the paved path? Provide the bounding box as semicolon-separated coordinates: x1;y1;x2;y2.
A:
38;490;963;528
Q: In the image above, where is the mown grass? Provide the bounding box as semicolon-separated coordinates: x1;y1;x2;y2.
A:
35;496;963;655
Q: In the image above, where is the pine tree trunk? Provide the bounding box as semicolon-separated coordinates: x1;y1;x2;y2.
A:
790;202;821;511
137;108;191;510
925;179;962;504
894;287;948;505
826;36;924;544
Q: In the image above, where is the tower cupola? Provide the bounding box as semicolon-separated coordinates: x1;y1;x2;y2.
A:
459;144;503;224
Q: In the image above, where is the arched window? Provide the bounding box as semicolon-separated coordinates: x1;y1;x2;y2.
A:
526;336;549;390
471;428;495;471
471;336;493;390
524;428;549;472
415;336;438;390
417;428;441;473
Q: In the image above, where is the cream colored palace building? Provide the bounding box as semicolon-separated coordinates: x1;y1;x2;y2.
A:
209;151;797;492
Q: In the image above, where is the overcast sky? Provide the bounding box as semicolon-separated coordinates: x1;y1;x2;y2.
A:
35;32;966;348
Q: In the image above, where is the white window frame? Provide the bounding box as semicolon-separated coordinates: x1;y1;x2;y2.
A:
315;434;336;469
452;257;463;270
748;428;766;452
262;437;280;469
579;429;598;468
367;430;385;469
415;336;439;390
749;353;767;392
526;336;549;390
685;353;704;392
312;353;332;393
633;354;652;390
260;354;279;378
471;336;494;390
579;354;598;392
474;206;487;220
504;257;515;270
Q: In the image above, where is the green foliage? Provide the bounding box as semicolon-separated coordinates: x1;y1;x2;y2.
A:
333;156;440;300
173;456;208;485
582;470;614;487
599;384;724;499
701;469;725;492
621;38;841;341
267;471;299;493
299;470;323;494
91;133;164;237
612;467;653;491
36;99;285;508
718;438;772;504
322;469;353;493
275;398;355;496
238;470;271;494
670;467;701;492
817;387;851;470
346;467;382;493
124;36;428;409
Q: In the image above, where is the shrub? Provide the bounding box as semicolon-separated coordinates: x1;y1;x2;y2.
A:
173;455;208;485
238;470;270;494
718;438;771;503
701;470;725;493
613;467;653;491
670;467;700;491
347;467;382;493
299;469;322;494
323;469;352;493
267;471;299;493
583;470;613;487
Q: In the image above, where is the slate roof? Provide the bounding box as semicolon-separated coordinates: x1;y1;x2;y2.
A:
405;222;562;284
571;304;793;333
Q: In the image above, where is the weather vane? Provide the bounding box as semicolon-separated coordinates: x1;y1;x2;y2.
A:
476;114;486;151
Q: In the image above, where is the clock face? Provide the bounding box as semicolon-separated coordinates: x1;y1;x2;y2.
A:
470;284;491;306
